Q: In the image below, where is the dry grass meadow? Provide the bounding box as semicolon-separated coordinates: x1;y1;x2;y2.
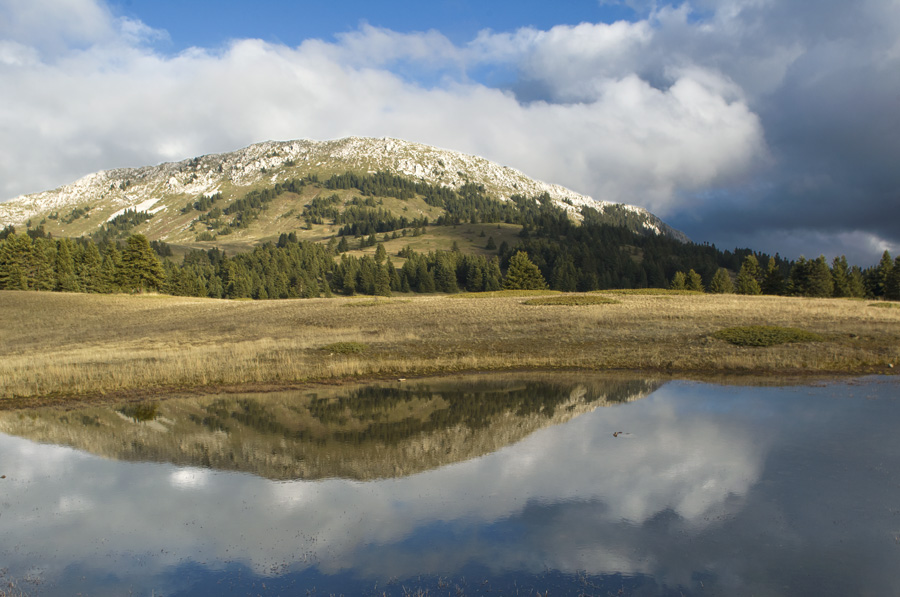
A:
1;289;898;406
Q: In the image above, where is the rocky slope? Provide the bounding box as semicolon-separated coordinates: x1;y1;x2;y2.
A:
0;136;687;242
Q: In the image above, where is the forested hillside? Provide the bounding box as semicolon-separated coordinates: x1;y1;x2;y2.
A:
1;172;898;300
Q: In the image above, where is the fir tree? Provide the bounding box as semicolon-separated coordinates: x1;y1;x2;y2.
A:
31;238;56;291
886;256;900;301
686;269;704;292
807;255;834;298
503;251;547;290
849;266;866;299
875;250;894;297
434;254;458;293
551;256;578;292
0;233;31;290
0;233;29;290
830;255;851;298
789;256;810;296
708;268;734;293
761;257;785;295
120;234;165;292
416;261;435;293
374;263;392;296
77;241;104;293
55;239;78;292
485;258;503;291
670;271;686;290
735;255;761;295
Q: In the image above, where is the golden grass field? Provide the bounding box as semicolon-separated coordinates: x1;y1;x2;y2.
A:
1;289;898;406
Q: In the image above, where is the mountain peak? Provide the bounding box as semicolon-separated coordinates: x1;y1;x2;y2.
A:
0;136;687;242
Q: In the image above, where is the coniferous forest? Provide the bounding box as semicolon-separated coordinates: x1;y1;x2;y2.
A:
1;172;898;300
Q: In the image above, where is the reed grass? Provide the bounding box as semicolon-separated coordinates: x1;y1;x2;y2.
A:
1;290;898;404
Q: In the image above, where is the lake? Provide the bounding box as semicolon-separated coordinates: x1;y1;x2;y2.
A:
1;374;898;596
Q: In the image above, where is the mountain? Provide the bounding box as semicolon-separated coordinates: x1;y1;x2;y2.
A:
0;137;687;249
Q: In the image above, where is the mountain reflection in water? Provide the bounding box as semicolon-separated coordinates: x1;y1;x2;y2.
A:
1;375;898;596
0;373;661;480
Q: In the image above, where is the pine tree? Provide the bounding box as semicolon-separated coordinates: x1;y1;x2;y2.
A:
686;269;704;292
99;246;121;293
120;234;165;292
849;266;866;298
0;233;31;290
807;255;834;298
375;263;392;296
485;258;502;291
551;256;577;292
434;254;458;293
225;262;252;298
670;271;686;290
789;256;810;296
416;261;435;293
31;238;56;291
886;256;900;301
77;241;104;293
831;255;851;297
761;257;785;295
503;251;547;290
735;255;761;295
708;268;734;293
55;239;78;292
874;251;893;297
466;264;485;292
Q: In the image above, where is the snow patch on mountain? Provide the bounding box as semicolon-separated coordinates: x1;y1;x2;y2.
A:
107;198;166;222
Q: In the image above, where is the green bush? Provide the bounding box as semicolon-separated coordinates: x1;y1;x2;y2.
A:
713;325;824;347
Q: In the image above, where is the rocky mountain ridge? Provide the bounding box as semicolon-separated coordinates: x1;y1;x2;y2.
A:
0;136;686;242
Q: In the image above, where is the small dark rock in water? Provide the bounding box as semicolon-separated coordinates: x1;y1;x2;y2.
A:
1;475;5;479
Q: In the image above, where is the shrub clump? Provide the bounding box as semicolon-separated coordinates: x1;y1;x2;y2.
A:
321;341;369;354
713;325;824;347
524;296;620;306
868;302;898;309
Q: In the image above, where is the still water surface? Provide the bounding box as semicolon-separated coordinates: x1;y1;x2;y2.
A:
0;374;898;596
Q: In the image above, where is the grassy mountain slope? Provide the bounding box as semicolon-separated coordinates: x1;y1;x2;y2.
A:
0;137;687;256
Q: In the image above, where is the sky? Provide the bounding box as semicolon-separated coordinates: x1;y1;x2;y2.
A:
1;0;898;265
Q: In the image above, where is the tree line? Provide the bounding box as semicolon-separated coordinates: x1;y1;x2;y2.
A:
2;169;898;300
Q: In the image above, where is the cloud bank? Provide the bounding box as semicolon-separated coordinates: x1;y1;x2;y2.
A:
1;0;897;263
